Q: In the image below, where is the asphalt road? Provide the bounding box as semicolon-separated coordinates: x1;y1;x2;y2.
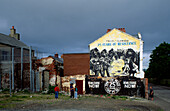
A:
149;83;170;111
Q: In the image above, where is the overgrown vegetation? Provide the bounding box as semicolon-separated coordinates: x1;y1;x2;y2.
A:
48;85;55;94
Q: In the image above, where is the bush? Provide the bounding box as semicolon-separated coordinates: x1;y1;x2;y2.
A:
3;88;10;92
48;85;55;94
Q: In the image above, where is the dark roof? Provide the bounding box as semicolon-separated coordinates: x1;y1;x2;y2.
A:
52;56;63;64
0;33;29;49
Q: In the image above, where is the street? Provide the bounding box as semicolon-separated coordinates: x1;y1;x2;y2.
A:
149;83;170;111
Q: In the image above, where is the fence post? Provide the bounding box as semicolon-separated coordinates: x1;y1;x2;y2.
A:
12;47;14;90
29;46;32;91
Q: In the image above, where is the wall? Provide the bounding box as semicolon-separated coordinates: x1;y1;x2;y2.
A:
61;75;86;94
63;53;90;76
89;29;142;78
86;75;145;96
40;57;57;86
36;56;63;90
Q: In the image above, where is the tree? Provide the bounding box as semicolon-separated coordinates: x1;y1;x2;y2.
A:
146;42;170;81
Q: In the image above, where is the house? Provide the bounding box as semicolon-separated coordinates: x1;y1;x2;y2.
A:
36;53;63;91
89;28;144;78
0;26;35;90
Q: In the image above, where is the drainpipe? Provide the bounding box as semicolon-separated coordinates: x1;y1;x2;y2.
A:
138;33;144;78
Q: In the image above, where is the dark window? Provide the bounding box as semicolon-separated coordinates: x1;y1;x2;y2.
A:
2;51;9;61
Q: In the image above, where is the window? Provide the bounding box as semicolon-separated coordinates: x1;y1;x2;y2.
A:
2;51;9;61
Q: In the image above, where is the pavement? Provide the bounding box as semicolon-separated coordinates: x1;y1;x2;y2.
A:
149;83;170;111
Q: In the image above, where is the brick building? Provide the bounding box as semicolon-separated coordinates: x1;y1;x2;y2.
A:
0;26;34;90
62;53;90;94
36;53;63;91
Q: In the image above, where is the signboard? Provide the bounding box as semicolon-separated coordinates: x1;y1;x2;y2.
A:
88;81;100;88
123;81;137;88
89;29;140;77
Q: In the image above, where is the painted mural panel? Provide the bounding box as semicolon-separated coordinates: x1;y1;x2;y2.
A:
89;29;140;77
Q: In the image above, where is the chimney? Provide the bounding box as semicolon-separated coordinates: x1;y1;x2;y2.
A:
117;28;126;33
55;53;58;58
107;29;112;33
9;26;20;40
9;26;16;37
138;32;142;39
61;54;63;59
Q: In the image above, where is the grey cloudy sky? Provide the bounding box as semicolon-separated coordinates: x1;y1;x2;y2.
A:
0;0;170;68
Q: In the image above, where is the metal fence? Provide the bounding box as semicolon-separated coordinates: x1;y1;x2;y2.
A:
0;46;38;92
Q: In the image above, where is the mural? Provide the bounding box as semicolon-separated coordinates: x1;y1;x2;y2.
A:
90;48;139;77
89;29;141;77
85;75;144;95
104;78;121;94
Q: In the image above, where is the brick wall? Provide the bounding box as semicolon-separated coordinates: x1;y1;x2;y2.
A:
63;53;90;76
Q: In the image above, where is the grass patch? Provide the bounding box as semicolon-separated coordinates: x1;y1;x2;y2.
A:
11;99;23;102
112;95;128;100
20;96;29;98
120;108;138;111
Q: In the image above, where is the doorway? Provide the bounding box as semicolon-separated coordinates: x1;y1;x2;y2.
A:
76;80;83;94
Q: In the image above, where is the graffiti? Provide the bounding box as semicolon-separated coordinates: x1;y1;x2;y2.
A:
104;78;121;94
88;81;100;88
90;48;139;77
123;81;137;88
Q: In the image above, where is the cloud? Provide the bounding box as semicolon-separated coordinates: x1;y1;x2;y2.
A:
0;18;8;30
143;52;151;69
0;0;170;60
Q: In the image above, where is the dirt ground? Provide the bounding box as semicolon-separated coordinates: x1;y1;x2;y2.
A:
0;94;163;111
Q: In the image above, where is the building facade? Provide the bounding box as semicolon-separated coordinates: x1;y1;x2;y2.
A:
87;28;145;95
62;53;90;94
36;53;63;91
89;28;144;78
0;26;35;90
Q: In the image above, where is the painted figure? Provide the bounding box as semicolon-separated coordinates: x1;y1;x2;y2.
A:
90;48;102;76
100;49;110;77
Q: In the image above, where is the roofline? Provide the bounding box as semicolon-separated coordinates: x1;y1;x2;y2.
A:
63;53;90;55
89;28;144;45
0;42;30;49
0;33;30;49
